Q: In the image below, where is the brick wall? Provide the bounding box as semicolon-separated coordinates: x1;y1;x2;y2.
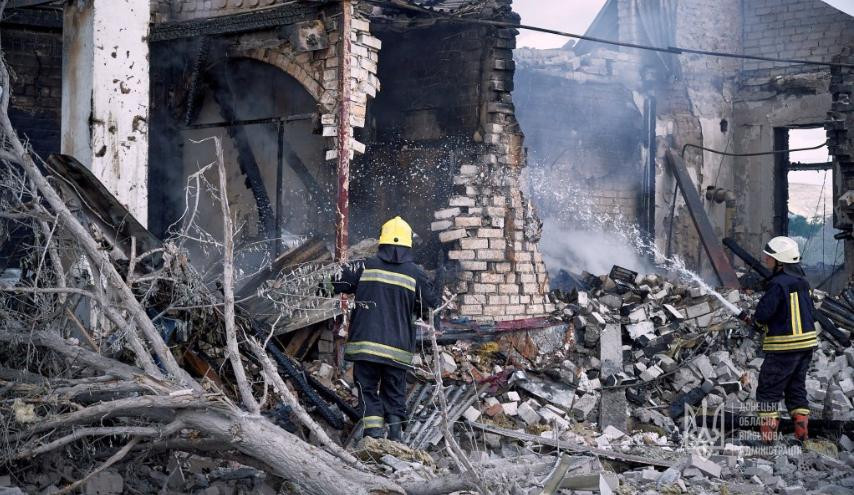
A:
742;0;854;78
368;24;485;141
676;0;742;80
3;26;63;158
428;13;553;322
513;60;644;227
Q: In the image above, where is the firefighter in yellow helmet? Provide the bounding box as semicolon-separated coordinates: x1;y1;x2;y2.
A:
332;216;438;441
744;236;817;444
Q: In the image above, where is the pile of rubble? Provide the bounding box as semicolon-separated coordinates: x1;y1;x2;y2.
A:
320;265;854;494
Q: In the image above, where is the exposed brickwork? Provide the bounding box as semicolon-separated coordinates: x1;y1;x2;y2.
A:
431;9;553;322
228;5;379;161
3;26;62;158
742;0;854;79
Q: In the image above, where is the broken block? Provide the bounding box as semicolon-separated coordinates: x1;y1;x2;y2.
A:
663;304;685;320
628;307;647;323
462;406;481;422
626;321;654;340
539;407;570;430
655;354;677;373
685;301;712;319
484;403;503;417
690;355;716;380
501;402;518;416
517;400;541;425
602;425;625;440
571;392;598;421
640;365;663;382
689;453;722;477
439;352;457;374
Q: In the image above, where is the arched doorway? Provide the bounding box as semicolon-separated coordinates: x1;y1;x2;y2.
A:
149;55;331;273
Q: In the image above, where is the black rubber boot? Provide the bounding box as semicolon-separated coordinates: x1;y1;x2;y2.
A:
363;427;384;439
387;415;404;442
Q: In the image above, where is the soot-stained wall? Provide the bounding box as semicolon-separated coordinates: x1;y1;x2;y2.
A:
149;48;330;271
514;70;644;225
2;20;63;159
351;23;487;268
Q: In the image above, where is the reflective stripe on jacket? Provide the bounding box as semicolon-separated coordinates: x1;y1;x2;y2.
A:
754;270;818;352
333;245;438;368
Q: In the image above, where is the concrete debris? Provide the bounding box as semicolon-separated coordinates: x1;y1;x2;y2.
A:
397;265;854;495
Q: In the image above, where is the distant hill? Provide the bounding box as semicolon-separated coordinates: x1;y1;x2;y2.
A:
788;182;832;220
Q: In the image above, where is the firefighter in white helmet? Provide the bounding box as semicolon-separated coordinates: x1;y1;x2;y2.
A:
746;236;817;444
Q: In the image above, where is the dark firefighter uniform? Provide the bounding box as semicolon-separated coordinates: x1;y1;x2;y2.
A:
753;237;817;443
333;216;438;440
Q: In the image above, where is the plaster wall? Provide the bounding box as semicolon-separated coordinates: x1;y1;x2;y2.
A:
62;0;150;224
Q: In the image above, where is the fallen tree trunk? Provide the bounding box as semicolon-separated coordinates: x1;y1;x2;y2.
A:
178;409;403;494
0;14;403;490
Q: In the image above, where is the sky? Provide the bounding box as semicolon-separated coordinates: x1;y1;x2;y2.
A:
513;0;606;49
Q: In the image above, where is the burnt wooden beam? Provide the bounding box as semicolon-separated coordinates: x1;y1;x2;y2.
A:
722;237;771;279
208;69;277;243
789;161;833;171
665;150;741;289
149;3;319;42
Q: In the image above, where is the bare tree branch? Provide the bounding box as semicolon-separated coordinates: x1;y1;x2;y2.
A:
55;436;141;495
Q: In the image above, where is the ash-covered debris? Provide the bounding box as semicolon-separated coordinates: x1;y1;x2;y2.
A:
337;265;854;494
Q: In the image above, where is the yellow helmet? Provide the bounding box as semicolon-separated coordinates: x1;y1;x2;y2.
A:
379;216;413;247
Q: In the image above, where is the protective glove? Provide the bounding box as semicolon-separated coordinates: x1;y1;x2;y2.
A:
737;310;753;327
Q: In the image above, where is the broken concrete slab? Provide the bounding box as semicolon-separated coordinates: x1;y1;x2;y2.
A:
517;400;541;425
626;321;655;340
688;454;721;478
599;324;628;432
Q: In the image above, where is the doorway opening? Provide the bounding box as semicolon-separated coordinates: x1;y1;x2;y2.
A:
782;127;844;291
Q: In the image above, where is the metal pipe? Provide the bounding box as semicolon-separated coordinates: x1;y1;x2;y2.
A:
335;0;352;262
183;113;315;130
333;0;353;369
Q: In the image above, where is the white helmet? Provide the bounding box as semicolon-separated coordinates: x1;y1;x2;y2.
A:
763;236;800;264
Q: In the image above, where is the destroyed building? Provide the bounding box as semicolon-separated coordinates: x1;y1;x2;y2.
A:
4;0;854;313
515;0;854;291
3;0;553;325
2;1;854;494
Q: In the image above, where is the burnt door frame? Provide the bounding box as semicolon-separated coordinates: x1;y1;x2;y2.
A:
773;127;789;236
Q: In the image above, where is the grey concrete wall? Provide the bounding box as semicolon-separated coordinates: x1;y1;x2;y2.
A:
743;0;854;79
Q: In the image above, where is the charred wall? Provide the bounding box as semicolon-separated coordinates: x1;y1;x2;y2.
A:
514;62;644;231
1;12;63;159
351;23;487;267
733;0;854;259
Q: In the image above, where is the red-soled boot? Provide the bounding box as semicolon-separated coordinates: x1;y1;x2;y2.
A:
793;413;809;441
